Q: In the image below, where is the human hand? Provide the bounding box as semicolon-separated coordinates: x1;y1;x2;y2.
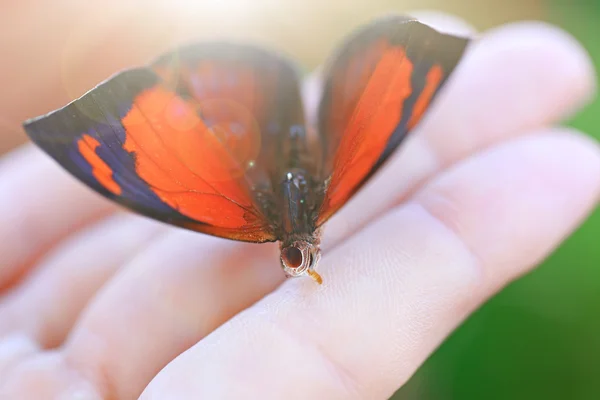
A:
1;11;599;400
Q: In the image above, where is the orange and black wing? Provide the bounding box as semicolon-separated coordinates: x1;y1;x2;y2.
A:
315;16;470;225
23;44;305;243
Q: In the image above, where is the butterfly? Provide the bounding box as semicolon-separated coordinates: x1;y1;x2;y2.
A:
23;15;469;284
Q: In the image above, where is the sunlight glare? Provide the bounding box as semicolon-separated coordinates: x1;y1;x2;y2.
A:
170;0;257;20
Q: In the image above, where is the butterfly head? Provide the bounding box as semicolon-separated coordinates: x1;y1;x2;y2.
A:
280;240;322;284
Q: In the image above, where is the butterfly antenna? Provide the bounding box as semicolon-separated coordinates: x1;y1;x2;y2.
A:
307;269;323;285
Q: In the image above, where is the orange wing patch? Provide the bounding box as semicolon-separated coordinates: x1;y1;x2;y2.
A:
319;44;414;222
407;65;443;129
121;86;264;229
77;134;122;195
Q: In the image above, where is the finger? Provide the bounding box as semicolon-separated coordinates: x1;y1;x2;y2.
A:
59;233;281;399
323;17;596;248
0;145;116;288
0;230;283;399
0;214;165;349
140;130;600;399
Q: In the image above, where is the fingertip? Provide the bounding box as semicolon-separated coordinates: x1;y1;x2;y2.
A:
415;127;600;283
539;128;600;202
481;21;597;112
424;20;598;155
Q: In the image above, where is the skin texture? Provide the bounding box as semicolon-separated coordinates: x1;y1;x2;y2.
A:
0;10;599;400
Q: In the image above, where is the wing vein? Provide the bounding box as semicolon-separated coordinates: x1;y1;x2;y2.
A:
121;81;264;220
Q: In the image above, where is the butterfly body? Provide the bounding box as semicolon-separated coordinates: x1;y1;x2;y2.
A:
23;16;470;283
278;167;323;280
255;124;325;278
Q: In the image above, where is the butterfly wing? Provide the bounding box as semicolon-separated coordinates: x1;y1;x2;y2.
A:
315;16;470;225
23;44;305;243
